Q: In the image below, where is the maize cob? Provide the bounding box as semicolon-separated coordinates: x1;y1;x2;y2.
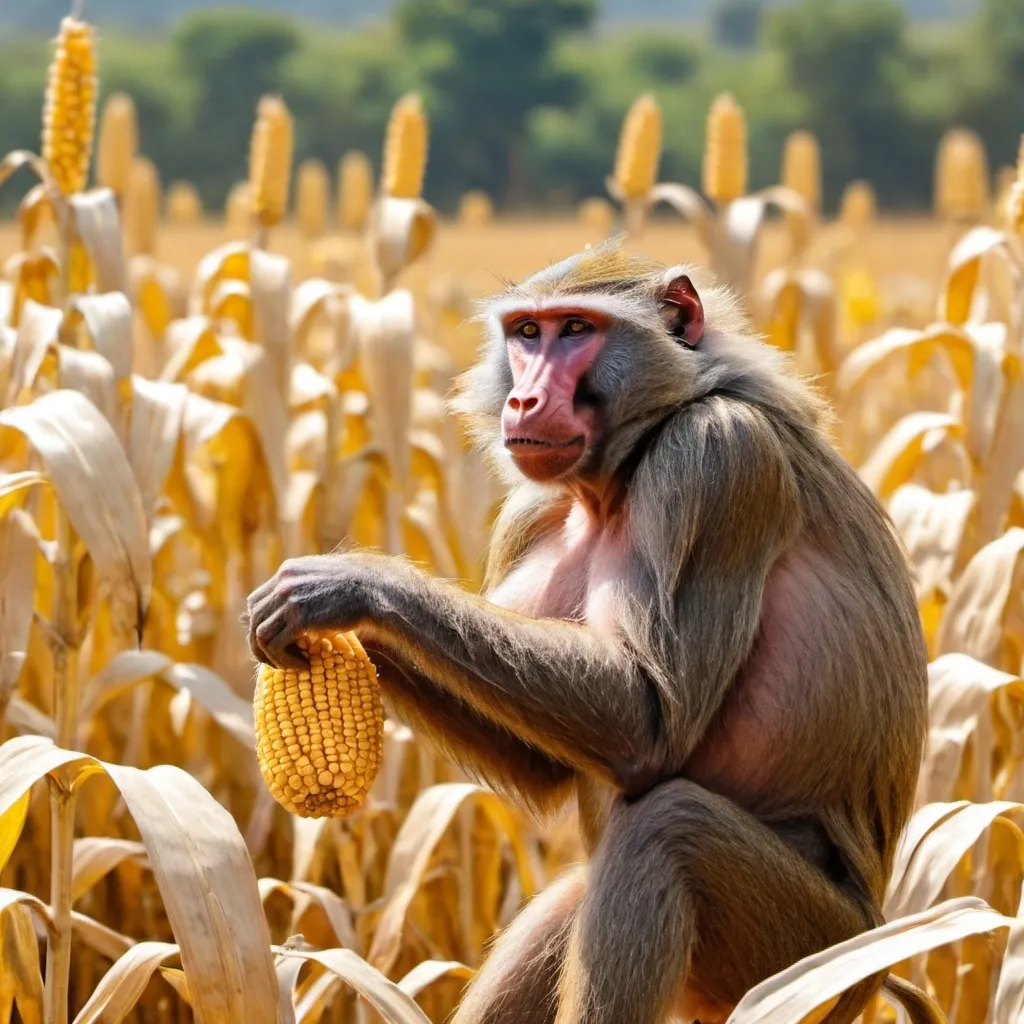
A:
457;190;494;226
781;130;821;214
1008;136;1024;236
383;94;428;199
338;150;374;230
225;180;253;235
703;93;747;205
124;156;160;255
296;158;330;239
578;196;615;233
934;128;989;222
613;94;661;200
42;16;97;197
839;180;876;230
254;631;384;818
166;181;202;224
95;91;138;199
249;94;294;229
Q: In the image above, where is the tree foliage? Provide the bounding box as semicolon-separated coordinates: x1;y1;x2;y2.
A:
0;0;1016;214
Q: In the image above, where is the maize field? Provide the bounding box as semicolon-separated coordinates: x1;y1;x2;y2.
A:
3;11;1024;1024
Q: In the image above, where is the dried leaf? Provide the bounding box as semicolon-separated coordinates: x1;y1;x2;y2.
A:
275;946;431;1024
72;941;180;1024
71;292;133;384
728;898;1012;1024
69;188;127;295
858;412;963;500
0;390;151;632
72;837;147;903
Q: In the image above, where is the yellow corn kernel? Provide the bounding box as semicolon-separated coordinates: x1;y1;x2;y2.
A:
42;16;97;197
254;631;384;818
703;92;747;206
613;93;661;201
383;93;428;199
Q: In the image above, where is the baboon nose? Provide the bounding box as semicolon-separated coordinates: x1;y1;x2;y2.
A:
506;390;546;422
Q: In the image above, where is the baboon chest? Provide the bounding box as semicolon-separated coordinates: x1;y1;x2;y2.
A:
489;508;623;626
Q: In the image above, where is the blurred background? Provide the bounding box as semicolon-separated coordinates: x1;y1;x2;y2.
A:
1;0;1021;216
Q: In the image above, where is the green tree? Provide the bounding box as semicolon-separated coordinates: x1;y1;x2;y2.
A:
172;10;301;205
711;0;763;52
769;0;928;209
395;0;597;207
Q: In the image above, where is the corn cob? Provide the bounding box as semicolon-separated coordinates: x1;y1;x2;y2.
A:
166;181;202;224
225;181;253;235
249;95;294;229
338;150;374;230
95;91;138;199
1008;136;1024;236
383;94;428;199
781;130;821;214
125;155;160;255
457;190;494;226
703;93;747;205
254;631;384;818
579;196;615;233
839;180;876;230
613;94;661;200
934;128;989;222
42;16;98;197
296;158;330;239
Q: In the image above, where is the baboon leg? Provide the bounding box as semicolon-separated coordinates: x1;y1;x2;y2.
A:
452;866;587;1024
554;780;876;1024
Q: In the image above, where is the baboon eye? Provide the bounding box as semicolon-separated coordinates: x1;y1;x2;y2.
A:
562;318;591;336
517;321;540;341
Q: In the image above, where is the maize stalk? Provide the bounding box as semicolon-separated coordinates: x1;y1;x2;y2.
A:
254;631;384;818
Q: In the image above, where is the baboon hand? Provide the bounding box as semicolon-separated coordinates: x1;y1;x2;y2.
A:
245;554;378;670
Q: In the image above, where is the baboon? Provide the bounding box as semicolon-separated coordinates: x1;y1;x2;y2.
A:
247;243;938;1023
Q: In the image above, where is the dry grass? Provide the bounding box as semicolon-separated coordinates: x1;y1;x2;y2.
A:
2;27;1024;1024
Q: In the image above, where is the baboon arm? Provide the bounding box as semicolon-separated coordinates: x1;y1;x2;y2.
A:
359;577;660;789
365;642;575;815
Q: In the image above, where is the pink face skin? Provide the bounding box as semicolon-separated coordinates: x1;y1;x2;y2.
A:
501;307;608;482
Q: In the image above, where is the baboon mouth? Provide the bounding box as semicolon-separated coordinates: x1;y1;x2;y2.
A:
504;435;585;450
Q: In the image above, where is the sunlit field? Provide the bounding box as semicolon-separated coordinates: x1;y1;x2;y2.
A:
2;9;1024;1024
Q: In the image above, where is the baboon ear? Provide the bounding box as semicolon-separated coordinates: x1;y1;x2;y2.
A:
660;275;705;348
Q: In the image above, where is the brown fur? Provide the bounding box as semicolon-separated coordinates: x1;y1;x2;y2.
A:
246;241;935;1023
